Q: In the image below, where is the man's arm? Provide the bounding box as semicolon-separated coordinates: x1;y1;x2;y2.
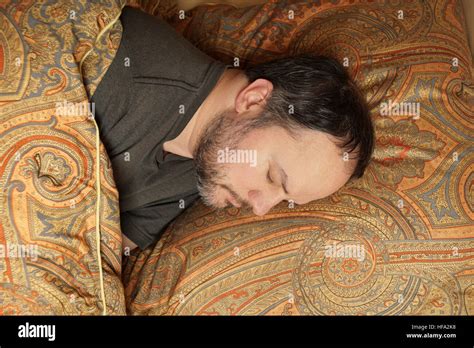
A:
122;233;138;252
119;192;199;251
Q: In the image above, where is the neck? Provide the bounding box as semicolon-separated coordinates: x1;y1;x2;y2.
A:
163;68;247;158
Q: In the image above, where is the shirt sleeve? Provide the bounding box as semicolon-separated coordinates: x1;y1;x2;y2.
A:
120;192;200;250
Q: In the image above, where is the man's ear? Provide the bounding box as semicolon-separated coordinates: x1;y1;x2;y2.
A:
235;78;273;114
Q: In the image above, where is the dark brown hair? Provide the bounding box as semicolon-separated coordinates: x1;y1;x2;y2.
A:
244;55;374;179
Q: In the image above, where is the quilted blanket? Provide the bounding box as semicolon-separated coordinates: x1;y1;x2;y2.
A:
0;0;126;314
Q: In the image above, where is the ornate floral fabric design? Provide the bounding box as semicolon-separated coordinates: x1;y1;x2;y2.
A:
0;0;127;314
123;0;474;315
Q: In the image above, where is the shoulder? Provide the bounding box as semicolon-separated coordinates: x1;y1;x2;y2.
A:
119;6;222;88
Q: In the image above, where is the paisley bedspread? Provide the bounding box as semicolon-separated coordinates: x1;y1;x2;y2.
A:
0;0;127;314
122;0;474;315
1;0;472;316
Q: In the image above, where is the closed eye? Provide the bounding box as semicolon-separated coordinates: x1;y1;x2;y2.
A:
268;164;290;196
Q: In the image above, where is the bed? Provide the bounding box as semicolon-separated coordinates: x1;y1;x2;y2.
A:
1;0;473;315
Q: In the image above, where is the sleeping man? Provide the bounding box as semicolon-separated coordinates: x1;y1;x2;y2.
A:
91;6;375;251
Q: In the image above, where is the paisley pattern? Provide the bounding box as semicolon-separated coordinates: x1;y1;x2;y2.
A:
122;0;474;315
0;0;127;314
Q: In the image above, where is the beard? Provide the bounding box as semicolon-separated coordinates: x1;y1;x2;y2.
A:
193;108;262;209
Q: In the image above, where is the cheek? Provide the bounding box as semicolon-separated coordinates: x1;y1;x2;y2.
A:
226;163;263;192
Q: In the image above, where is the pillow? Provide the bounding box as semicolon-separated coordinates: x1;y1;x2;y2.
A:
0;0;126;314
122;0;474;315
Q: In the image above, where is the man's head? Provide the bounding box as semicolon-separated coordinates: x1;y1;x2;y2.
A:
193;55;374;216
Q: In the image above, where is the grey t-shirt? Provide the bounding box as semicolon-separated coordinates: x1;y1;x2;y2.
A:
91;7;227;249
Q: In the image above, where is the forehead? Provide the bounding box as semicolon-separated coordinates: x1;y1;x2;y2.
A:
260;126;354;200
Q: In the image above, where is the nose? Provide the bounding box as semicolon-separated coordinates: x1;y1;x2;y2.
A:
248;190;282;216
